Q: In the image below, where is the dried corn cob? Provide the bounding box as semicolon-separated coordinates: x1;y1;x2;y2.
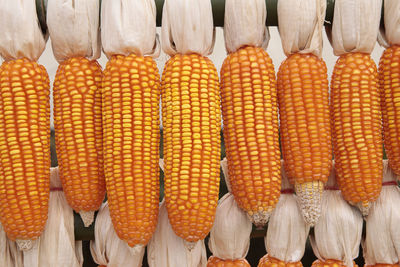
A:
162;53;221;242
102;54;160;247
0;58;50;243
221;46;281;226
207;256;250;267
331;52;383;213
311;259;358;267
258;255;302;267
380;45;400;176
277;53;331;225
53;57;104;225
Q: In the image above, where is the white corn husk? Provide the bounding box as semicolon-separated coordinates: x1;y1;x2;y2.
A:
47;0;101;63
310;163;363;267
378;0;400;48
207;159;252;261
0;223;23;267
101;0;159;58
329;0;382;56
278;0;326;57
0;0;46;61
265;162;310;263
161;0;215;56
34;167;82;267
223;0;269;53
362;160;400;265
147;200;207;267
90;202;145;267
220;158;232;192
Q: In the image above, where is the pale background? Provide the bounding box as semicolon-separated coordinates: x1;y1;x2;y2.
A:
36;27;385;128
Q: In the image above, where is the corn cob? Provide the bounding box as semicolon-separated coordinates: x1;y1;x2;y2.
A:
207;256;250;267
162;53;221;242
0;58;50;243
311;259;358;267
331;52;382;213
221;46;280;226
53;57;104;225
277;53;331;225
379;45;400;177
258;255;303;267
102;54;160;247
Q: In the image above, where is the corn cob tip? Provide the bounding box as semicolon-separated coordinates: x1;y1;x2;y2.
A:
16;239;34;251
184;240;196;251
356;201;371;217
247;210;271;228
295;181;324;226
79;211;95;227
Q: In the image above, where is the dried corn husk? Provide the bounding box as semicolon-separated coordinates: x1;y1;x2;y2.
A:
207;159;252;261
278;0;326;57
161;0;215;56
90;202;145;267
223;0;269;53
147;200;207;267
329;0;382;55
101;0;159;58
0;223;22;267
378;0;400;47
310;164;363;267
362;160;400;265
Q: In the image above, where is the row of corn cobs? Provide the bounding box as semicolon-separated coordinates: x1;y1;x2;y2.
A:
0;22;398;258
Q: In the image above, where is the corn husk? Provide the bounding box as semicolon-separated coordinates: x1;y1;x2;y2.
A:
278;0;326;57
264;162;310;263
329;0;382;55
310;164;363;267
378;0;400;47
101;0;159;58
362;160;400;265
0;223;22;267
147;200;207;267
161;0;215;56
90;202;145;267
207;160;252;260
223;0;269;53
47;0;100;63
0;0;46;61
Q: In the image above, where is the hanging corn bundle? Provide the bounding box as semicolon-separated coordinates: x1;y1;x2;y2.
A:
362;161;400;266
0;0;50;250
277;0;331;226
161;0;221;243
101;0;160;247
378;0;400;183
47;0;104;227
309;162;363;267
206;159;252;267
90;202;146;267
257;162;310;267
221;0;280;227
329;0;383;215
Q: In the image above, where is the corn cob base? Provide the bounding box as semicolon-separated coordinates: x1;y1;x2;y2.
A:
295;181;324;226
162;53;221;242
103;54;160;247
207;256;250;267
258;255;302;267
331;52;383;214
53;57;104;227
221;46;281;227
311;259;358;267
0;58;50;244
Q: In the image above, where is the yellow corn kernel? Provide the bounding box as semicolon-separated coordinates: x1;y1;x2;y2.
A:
207;256;250;267
53;57;105;214
220;46;280;226
102;54;160;247
0;58;50;241
258;255;303;267
311;259;358;267
331;52;382;210
162;53;221;242
379;46;400;177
